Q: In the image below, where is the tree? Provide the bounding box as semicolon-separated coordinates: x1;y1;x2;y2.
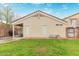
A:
0;9;3;23
1;5;14;25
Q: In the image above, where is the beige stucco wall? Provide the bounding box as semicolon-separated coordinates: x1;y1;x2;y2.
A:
24;17;66;38
65;14;79;27
13;12;67;38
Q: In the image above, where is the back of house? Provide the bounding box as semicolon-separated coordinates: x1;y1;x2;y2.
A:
12;10;67;38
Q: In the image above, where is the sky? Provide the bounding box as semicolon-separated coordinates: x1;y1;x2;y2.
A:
0;3;79;19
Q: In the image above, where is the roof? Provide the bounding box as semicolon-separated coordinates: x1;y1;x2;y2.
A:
63;12;79;20
12;10;66;24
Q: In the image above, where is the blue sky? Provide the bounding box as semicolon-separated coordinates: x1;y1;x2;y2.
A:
0;3;79;19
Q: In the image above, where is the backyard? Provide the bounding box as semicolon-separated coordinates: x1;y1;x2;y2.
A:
0;39;79;56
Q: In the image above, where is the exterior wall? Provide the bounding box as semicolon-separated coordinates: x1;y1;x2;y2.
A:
22;15;67;38
75;27;79;38
12;11;67;38
65;14;79;27
65;14;79;38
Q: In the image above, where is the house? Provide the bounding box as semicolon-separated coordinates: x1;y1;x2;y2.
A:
64;13;79;38
12;10;67;38
11;10;79;39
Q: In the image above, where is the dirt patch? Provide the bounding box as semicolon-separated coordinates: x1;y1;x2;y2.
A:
35;46;48;55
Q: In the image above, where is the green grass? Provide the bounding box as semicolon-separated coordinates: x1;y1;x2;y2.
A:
0;39;79;56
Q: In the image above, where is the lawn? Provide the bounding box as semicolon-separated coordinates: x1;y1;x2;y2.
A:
0;39;79;56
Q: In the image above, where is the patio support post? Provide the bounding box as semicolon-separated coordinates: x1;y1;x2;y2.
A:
12;24;15;38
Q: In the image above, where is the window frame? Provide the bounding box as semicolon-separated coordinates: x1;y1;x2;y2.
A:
66;27;75;38
56;24;63;26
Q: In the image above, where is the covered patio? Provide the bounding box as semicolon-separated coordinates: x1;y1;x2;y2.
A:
12;23;23;38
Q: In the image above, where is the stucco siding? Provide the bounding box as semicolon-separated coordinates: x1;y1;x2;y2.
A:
23;15;66;38
12;11;67;38
65;14;79;27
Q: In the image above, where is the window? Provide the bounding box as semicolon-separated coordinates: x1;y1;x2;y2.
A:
56;24;63;26
67;27;75;38
67;33;74;37
67;28;74;33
